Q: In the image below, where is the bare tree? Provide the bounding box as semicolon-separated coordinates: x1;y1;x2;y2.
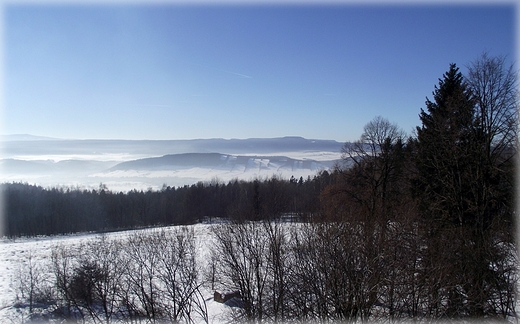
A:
263;221;290;322
211;221;269;321
320;116;425;320
467;53;518;160
15;250;53;316
342;115;406;166
464;53;518;318
80;235;127;324
153;228;208;323
119;228;208;323
211;220;297;322
288;221;390;321
51;244;86;321
339;116;407;223
123;230;166;322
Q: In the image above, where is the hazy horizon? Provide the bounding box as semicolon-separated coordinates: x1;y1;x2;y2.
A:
1;133;345;142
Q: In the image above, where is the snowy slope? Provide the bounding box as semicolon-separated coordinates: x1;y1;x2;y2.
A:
0;224;229;323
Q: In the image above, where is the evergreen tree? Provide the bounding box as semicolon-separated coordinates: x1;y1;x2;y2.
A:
414;63;517;318
415;63;476;227
414;63;475;317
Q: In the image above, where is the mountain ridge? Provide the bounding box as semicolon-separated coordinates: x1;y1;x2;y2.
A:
110;152;338;172
2;136;345;158
1;134;343;143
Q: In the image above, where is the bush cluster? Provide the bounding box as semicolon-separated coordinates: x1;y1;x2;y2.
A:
17;227;206;323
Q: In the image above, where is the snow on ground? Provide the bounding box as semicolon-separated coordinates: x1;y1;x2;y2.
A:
0;224;229;323
239;151;342;161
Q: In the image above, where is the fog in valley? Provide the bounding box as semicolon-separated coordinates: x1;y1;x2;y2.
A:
0;135;343;191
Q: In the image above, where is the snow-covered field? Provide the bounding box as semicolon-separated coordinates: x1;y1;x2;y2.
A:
0;224;229;323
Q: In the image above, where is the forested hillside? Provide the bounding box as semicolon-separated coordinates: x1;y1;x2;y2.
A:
2;172;333;237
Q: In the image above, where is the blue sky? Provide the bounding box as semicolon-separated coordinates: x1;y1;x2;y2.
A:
3;3;516;142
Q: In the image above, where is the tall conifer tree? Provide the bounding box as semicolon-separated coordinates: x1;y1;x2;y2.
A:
414;63;517;318
415;63;475;227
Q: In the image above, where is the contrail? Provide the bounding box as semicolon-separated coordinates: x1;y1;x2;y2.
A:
219;69;253;79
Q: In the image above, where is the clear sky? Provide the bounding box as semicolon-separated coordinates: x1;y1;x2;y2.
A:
2;2;516;142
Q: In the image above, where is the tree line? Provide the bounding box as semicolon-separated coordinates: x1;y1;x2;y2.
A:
8;53;519;321
2;172;332;237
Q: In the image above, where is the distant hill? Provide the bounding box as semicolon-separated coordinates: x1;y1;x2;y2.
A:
110;153;337;172
1;134;59;141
